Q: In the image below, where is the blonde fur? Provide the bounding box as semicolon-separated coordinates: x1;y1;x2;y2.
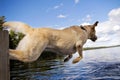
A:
3;21;98;63
2;21;33;34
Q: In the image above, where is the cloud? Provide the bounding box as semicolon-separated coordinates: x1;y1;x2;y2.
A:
85;8;120;47
54;6;59;9
46;3;63;12
82;14;92;22
57;14;66;18
53;3;63;9
81;22;90;25
108;8;120;24
74;0;80;4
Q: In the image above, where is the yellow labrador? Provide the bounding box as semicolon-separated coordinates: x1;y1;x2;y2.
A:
3;21;98;63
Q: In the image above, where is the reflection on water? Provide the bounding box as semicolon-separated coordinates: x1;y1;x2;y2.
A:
10;47;120;80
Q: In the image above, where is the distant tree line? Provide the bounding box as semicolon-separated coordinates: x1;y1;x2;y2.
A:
0;16;5;30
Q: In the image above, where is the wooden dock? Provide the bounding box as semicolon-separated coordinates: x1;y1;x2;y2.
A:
0;30;10;80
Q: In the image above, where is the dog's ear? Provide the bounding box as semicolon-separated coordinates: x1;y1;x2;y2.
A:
93;21;99;27
92;21;99;29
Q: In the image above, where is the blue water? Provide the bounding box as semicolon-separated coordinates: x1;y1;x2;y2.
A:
10;47;120;80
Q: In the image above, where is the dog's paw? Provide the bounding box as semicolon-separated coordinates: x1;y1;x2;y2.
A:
72;57;82;64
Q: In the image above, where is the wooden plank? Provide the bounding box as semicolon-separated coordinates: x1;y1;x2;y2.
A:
0;30;10;80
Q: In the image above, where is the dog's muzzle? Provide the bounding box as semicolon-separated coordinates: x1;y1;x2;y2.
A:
91;36;97;42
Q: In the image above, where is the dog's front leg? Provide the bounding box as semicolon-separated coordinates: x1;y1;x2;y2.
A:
72;42;83;64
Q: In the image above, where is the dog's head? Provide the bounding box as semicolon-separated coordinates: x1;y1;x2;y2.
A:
84;21;99;42
89;21;99;42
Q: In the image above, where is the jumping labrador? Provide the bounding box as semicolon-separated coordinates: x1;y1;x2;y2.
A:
3;21;99;63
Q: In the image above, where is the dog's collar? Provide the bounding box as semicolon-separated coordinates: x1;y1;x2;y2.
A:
80;26;87;32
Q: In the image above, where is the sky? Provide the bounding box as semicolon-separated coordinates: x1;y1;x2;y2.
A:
0;0;120;47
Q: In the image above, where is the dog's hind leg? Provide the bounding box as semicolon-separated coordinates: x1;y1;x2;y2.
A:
9;49;38;62
10;34;49;62
9;49;28;62
9;39;48;62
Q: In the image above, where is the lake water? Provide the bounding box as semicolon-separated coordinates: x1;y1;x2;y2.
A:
10;47;120;80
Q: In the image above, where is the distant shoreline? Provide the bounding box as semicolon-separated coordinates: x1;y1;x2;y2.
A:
84;45;120;51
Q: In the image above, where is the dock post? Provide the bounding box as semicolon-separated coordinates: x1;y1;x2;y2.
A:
0;30;10;80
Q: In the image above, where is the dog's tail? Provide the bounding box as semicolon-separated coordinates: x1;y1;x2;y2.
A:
2;21;33;35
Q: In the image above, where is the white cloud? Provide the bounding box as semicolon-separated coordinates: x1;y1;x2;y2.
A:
46;3;63;12
53;3;63;9
108;8;120;24
54;6;59;9
57;14;66;18
113;25;120;31
82;14;92;22
85;8;120;47
81;22;90;25
97;34;111;42
74;0;80;4
56;26;67;30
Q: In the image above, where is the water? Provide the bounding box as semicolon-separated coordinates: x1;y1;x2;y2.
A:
10;47;120;80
